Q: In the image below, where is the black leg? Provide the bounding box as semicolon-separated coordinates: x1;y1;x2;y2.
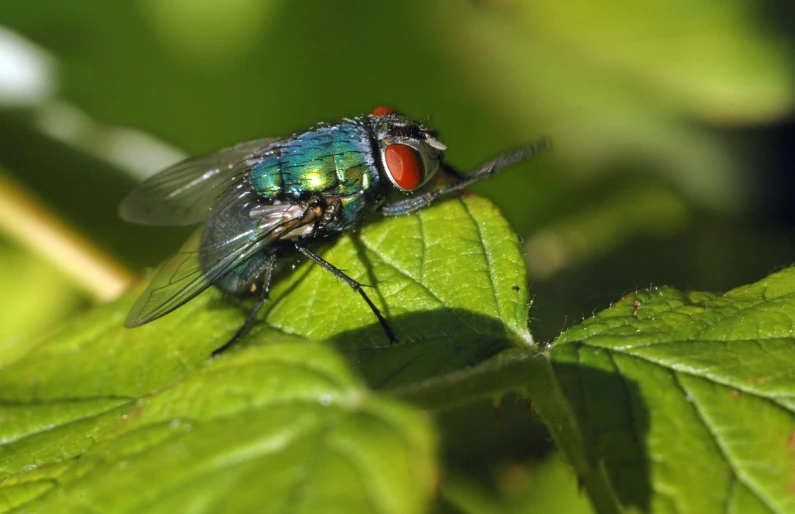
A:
439;163;466;181
295;243;397;344
212;253;277;356
379;138;550;216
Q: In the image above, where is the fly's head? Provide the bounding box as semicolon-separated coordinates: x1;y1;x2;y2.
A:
370;106;446;192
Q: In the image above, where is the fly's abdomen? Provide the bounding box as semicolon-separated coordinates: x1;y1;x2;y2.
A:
199;188;270;295
248;122;379;200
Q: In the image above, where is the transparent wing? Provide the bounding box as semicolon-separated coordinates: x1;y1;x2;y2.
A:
125;191;311;327
119;138;279;226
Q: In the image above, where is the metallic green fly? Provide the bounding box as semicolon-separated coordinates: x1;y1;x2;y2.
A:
120;107;548;353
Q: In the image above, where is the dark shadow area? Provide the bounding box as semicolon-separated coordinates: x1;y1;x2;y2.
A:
439;392;554;483
328;309;517;390
552;343;651;512
219;295;519;389
764;0;795;53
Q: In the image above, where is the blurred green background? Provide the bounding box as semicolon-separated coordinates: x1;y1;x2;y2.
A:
1;0;793;511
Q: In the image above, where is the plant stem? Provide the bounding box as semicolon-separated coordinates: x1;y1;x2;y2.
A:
0;169;134;301
387;349;624;514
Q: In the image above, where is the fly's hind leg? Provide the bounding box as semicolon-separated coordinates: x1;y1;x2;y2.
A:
212;253;277;356
295;243;397;344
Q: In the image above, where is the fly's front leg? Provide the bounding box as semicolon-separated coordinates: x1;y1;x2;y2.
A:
379;138;550;217
439;163;466;181
295;243;397;344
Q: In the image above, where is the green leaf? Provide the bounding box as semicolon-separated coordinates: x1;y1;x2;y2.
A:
0;336;435;514
267;196;530;339
0;195;530;396
242;195;531;387
551;267;795;513
0;194;531;512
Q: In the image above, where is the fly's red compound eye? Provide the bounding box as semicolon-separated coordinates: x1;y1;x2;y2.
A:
384;144;423;191
373;106;396;116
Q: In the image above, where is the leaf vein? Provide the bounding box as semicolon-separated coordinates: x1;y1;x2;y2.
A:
587;344;795;413
461;200;503;324
672;372;780;513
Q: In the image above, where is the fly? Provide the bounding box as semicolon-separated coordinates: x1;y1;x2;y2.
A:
120;107;549;354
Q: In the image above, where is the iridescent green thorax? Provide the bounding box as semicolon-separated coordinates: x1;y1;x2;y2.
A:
248;121;380;202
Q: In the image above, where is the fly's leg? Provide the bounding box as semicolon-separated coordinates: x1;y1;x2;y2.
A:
295;243;397;344
212;253;277;356
379;138;550;217
439;163;466;181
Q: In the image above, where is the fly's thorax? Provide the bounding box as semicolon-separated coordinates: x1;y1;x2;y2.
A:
279;194;368;238
324;193;369;233
368;111;446;193
247;121;381;201
247;195;362;243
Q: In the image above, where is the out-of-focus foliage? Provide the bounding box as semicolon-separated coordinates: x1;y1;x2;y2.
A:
441;453;595;514
0;236;84;354
432;0;794;218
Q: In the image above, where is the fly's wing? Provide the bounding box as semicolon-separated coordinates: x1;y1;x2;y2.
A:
125;193;310;327
119;138;279;226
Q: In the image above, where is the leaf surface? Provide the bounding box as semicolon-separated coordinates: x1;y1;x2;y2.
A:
261;195;532;386
552;267;795;513
0;194;531;512
0;338;435;514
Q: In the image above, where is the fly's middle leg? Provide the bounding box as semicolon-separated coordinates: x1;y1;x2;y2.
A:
294;243;397;344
